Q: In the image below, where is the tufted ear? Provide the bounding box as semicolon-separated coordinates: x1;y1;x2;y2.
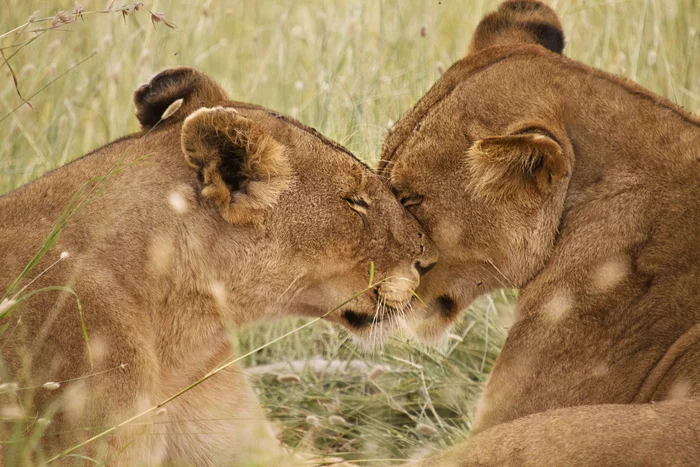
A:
468;0;565;55
467;127;568;202
134;66;229;130
181;107;292;224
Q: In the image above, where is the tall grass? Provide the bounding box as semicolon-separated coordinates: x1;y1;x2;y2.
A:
2;0;699;463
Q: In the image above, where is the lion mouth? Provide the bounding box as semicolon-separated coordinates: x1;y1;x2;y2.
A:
434;295;458;318
342;310;384;329
341;293;408;330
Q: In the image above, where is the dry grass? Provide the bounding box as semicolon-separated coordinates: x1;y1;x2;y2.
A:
2;0;699;464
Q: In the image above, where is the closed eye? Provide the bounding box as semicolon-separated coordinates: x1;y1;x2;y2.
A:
345;197;369;210
344;197;371;231
400;194;424;208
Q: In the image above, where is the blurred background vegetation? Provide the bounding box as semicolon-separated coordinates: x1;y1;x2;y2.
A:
2;0;699;463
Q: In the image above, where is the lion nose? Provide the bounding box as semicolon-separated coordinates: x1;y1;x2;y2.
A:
414;259;436;278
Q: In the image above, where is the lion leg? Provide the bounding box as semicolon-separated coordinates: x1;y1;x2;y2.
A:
7;286;168;466
32;362;166;466
407;397;700;467
161;363;291;466
47;350;167;466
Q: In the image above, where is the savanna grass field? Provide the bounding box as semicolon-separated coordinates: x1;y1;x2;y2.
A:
2;0;700;464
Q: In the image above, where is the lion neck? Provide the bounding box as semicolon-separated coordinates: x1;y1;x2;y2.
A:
144;213;292;381
473;76;700;434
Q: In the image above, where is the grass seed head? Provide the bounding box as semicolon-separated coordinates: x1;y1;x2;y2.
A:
328;415;347;426
0;382;18;393
276;374;301;384
167;190;188;213
415;422;438;436
0;298;17;314
367;364;390;382
161;98;184;120
305;415;320;427
1;404;25;420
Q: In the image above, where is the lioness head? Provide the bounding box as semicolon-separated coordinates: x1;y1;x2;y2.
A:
136;67;437;340
379;1;572;341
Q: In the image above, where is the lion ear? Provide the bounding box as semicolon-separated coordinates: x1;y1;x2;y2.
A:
468;0;565;55
466;127;568;201
181;107;292;224
134;67;229;130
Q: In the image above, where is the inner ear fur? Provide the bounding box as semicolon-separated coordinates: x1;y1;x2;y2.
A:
181;107;292;224
468;0;565;55
467;127;567;202
134;66;230;130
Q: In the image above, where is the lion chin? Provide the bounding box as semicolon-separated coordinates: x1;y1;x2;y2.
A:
399;297;460;345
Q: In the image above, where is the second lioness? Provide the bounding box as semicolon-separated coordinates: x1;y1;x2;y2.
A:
0;67;436;466
381;1;700;466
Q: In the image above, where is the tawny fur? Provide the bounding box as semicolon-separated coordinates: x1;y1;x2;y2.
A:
381;1;700;465
0;67;436;466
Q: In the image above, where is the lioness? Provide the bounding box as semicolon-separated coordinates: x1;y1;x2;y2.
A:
0;67;437;466
380;1;700;465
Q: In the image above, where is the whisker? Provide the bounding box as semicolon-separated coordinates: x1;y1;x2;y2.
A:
379;298;389;346
375;295;386;348
369;295;380;343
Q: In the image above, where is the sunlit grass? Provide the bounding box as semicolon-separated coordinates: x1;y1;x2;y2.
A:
2;0;699;463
